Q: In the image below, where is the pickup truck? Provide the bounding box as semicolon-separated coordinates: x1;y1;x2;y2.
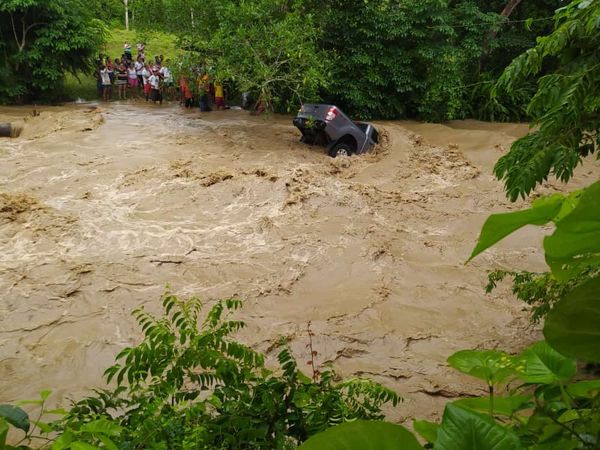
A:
292;104;379;157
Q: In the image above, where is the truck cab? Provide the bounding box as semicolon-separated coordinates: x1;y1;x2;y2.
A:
293;104;379;157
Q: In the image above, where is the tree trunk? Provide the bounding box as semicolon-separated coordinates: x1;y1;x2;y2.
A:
124;0;129;30
481;0;524;66
500;0;523;18
490;0;524;40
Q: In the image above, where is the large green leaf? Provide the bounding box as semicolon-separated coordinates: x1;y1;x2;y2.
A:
0;405;30;433
447;350;514;385
434;403;522;450
513;341;576;384
566;380;600;398
80;418;122;437
544;181;600;279
469;194;564;261
0;418;8;447
413;420;439;444
297;420;423;450
452;395;531;417
544;276;600;362
51;431;74;450
70;442;101;450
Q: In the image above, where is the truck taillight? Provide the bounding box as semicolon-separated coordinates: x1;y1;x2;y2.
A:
325;107;338;122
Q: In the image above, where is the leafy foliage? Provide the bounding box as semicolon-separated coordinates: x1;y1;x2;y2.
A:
485;268;597;323
23;292;397;450
200;0;329;113
0;0;106;103
434;403;522;450
545;276;600;362
299;340;600;449
127;0;558;121
493;0;600;200
297;420;423;450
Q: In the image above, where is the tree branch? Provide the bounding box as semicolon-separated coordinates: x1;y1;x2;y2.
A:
9;12;20;50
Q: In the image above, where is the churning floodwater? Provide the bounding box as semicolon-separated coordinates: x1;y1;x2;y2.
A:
1;103;597;421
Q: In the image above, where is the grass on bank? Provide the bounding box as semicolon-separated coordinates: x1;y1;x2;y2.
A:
63;28;179;101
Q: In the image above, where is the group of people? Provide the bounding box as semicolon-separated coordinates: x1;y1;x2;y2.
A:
96;42;174;104
178;71;226;112
96;42;228;112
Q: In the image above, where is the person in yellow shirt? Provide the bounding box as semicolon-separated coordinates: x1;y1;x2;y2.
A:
214;81;225;110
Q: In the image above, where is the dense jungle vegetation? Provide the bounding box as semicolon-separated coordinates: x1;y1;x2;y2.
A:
1;0;599;448
0;0;563;121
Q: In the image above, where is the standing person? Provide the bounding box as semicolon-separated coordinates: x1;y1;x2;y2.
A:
127;63;138;98
197;72;211;112
136;42;145;57
116;62;128;100
179;75;193;108
149;70;162;105
214;80;225;110
135;57;144;95
95;64;103;98
123;42;132;61
100;65;111;101
159;63;173;100
142;64;151;101
106;57;115;88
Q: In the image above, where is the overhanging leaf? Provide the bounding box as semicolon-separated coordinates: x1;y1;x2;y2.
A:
544;276;600;362
566;379;600;398
297;420;423;450
452;395;531;417
70;442;101;450
0;418;8;447
447;350;514;385
469;194;564;261
0;405;30;433
434;403;522;450
413;419;439;444
513;340;576;384
80;418;122;437
544;180;600;279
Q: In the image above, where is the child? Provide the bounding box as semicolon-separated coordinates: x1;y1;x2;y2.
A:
149;70;162;105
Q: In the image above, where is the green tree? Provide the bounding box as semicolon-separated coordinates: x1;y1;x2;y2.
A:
0;0;106;103
493;0;600;201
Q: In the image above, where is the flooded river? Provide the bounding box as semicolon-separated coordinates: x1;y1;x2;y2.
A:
1;103;597;422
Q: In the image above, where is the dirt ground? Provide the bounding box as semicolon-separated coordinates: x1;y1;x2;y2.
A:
0;103;597;423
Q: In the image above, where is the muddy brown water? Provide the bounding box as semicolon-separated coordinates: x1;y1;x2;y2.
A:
1;103;598;424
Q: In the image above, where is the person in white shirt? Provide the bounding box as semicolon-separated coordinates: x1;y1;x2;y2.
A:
134;58;144;94
159;65;173;100
100;66;111;101
149;71;162;105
